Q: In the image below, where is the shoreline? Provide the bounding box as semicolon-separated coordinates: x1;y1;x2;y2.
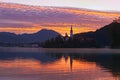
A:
0;47;120;54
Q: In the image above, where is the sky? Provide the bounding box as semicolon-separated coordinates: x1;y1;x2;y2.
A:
0;1;120;35
0;0;120;11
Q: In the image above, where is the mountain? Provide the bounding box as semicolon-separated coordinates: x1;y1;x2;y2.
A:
74;21;120;47
0;29;60;43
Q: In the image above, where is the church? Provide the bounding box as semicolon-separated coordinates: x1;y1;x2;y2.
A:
64;25;73;41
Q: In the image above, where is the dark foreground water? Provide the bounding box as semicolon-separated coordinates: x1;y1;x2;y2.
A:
0;47;120;80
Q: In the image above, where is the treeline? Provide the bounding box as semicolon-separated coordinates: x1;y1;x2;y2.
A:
0;42;40;47
41;35;99;48
109;22;120;48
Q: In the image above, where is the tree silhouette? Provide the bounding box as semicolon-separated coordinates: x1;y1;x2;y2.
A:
109;22;120;48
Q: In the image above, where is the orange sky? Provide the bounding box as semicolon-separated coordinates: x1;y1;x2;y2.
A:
0;26;96;36
0;3;120;35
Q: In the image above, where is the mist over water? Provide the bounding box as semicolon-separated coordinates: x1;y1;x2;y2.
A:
0;47;120;80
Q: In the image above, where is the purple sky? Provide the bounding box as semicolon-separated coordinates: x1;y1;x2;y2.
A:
0;1;120;35
0;0;120;11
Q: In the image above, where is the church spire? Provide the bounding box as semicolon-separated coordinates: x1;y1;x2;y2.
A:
70;25;73;38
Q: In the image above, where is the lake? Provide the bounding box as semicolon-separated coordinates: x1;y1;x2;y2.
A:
0;47;120;80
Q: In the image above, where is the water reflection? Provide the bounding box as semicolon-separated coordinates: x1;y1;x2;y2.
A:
0;47;120;80
47;53;120;78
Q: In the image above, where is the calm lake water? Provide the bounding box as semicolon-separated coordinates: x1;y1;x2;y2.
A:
0;47;120;80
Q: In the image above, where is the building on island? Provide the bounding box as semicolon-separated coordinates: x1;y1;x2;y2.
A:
70;25;73;38
64;25;73;41
64;33;69;41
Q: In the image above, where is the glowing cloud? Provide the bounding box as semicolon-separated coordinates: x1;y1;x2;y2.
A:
0;2;120;35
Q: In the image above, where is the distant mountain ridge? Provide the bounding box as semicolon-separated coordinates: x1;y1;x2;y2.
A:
0;29;60;43
74;22;120;47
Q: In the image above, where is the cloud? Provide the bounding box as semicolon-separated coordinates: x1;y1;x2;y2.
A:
0;19;35;28
0;2;120;35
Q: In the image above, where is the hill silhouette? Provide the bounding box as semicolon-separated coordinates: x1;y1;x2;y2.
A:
0;29;60;43
74;22;120;48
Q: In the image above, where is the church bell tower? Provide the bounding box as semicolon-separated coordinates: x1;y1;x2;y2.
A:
70;25;73;38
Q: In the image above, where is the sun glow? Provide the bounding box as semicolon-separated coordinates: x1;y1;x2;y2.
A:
0;2;120;35
0;26;95;35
